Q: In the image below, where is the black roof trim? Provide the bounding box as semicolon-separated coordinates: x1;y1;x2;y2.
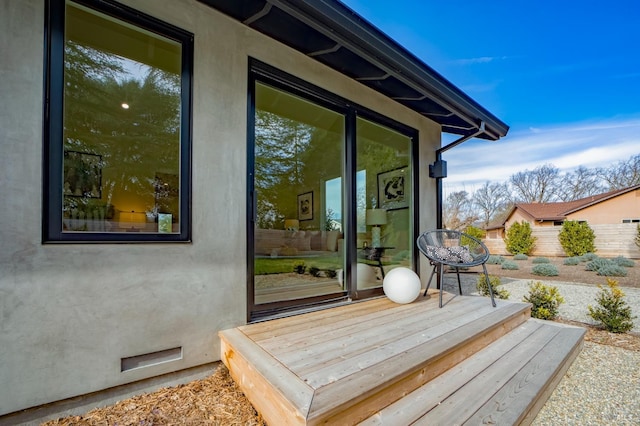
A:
198;0;509;140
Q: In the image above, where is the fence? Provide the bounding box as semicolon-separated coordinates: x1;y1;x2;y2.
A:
483;224;640;259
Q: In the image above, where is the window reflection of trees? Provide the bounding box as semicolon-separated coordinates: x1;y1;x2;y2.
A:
62;40;181;224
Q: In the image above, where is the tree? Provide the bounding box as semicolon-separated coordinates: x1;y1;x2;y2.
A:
509;164;560;203
472;181;511;227
443;190;477;230
504;221;536;255
555;166;605;201
598;154;640;190
558;220;596;256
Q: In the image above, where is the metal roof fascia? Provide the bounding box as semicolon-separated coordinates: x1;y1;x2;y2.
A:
269;0;509;140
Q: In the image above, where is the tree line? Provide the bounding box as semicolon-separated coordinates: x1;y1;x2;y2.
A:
444;154;640;230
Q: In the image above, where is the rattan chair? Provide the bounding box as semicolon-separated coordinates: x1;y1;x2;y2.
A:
417;229;495;308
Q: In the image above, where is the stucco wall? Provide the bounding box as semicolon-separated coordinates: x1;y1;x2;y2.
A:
0;0;440;416
567;189;640;224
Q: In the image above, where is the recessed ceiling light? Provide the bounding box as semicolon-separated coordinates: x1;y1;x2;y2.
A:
121;103;130;109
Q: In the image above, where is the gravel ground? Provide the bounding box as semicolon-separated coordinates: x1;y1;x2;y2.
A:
440;274;640;425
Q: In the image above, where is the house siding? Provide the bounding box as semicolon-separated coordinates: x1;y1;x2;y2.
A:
0;0;440;416
567;188;640;224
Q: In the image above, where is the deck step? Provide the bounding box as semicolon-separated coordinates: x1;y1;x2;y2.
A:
360;319;585;425
219;292;584;425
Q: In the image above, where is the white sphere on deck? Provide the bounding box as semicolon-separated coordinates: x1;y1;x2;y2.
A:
383;267;421;304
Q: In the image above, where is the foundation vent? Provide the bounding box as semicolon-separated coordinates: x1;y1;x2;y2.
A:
121;347;182;372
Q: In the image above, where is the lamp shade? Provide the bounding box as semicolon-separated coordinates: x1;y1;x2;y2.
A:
366;209;387;226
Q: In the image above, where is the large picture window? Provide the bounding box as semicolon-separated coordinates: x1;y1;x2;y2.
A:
44;0;193;242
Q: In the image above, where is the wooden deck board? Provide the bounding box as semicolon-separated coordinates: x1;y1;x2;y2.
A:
307;302;530;423
219;293;583;426
463;322;585;425
358;320;548;425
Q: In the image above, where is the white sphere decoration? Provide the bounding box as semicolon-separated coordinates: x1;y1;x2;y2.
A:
383;267;421;304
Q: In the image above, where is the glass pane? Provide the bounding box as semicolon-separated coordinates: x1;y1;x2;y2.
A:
254;83;345;305
356;118;413;289
62;1;182;233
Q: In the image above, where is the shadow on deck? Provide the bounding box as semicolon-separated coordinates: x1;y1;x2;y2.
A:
219;291;585;425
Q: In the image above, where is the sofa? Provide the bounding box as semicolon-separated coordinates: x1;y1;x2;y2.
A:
255;229;342;257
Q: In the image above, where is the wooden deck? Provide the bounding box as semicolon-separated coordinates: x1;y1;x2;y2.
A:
219;291;585;425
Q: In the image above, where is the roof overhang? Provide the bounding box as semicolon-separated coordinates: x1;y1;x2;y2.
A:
197;0;509;141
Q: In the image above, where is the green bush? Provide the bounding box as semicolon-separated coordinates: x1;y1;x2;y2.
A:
463;225;485;240
558;220;596;257
476;275;510;299
326;269;337;279
588;279;636;333
585;258;614;272
596;265;628;277
523;281;565;320
501;260;519;270
532;257;550;264
487;255;505;265
504;221;536;255
513;254;528;261
612;256;635;268
532;263;559;276
580;253;598;262
636;223;640;249
563;256;581;266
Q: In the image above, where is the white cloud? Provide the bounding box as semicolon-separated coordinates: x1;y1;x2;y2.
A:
442;116;640;195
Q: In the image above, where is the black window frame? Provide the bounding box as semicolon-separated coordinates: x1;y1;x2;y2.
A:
247;58;420;321
43;0;194;243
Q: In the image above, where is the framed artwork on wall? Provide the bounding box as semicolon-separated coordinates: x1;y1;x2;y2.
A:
377;166;408;210
298;191;313;221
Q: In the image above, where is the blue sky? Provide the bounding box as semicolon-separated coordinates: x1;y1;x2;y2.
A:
340;0;640;193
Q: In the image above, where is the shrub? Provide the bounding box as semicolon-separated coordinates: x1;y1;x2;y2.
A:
532;263;559;276
558;220;596;257
326;269;337;279
532;257;550;264
563;256;581;266
309;266;321;277
612;256;635;268
293;262;306;274
463;225;485;240
523;281;565;320
580;253;598;262
585;258;614;272
487;255;505;265
588;279;636;333
596;265;628;277
636;223;640;249
476;275;510;299
504;221;536;255
513;254;528;261
501;261;519;270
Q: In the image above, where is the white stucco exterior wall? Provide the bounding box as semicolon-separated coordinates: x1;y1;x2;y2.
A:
0;0;440;416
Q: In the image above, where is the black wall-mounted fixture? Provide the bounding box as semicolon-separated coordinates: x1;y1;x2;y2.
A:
429;159;447;178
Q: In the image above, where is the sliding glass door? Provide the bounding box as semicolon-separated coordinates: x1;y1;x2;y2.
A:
248;62;417;319
252;82;347;310
355;118;414;296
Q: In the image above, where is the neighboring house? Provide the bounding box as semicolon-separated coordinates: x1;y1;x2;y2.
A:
504;184;640;229
0;0;507;420
484;185;640;257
